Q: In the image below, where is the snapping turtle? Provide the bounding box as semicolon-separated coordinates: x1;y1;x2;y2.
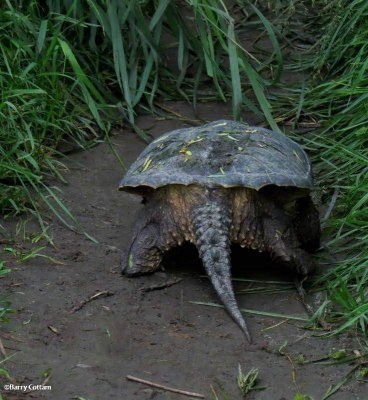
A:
119;120;320;341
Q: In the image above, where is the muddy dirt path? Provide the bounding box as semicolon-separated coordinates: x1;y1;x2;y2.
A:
1;103;366;400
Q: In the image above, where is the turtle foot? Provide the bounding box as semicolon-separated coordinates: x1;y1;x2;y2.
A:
121;224;163;276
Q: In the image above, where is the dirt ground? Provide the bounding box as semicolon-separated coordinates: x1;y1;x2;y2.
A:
0;103;367;400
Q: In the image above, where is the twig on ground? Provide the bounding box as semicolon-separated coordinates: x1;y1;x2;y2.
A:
210;384;219;400
286;353;297;386
126;375;205;399
294;278;331;331
154;103;201;125
47;326;60;336
70;290;114;313
0;332;24;342
0;239;14;245
277;342;299;390
141;278;183;293
0;338;7;357
261;319;288;332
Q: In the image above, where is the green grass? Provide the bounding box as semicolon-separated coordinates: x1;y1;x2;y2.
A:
0;261;12;322
271;0;368;337
0;1;110;229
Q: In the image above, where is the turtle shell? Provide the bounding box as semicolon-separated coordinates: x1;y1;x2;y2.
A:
119;120;313;192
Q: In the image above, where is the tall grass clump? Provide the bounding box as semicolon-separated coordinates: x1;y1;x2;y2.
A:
45;0;282;128
274;0;368;336
0;1;109;228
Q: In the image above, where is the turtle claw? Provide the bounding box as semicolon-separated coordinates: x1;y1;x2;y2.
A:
121;252;141;276
121;250;162;276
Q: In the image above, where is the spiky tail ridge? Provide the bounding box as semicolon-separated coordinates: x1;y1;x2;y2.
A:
192;198;251;342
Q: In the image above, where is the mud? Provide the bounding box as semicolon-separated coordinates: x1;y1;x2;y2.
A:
0;102;366;400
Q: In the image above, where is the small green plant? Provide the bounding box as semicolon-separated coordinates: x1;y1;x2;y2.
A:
295;354;306;365
356;367;368;380
0;261;12;323
41;368;52;379
328;349;347;361
237;365;260;396
294;394;313;400
3;246;63;264
0;299;12;323
0;260;11;278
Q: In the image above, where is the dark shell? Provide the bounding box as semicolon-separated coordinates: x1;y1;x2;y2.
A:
119;120;313;192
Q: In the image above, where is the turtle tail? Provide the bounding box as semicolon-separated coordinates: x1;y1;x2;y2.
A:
192;199;251;342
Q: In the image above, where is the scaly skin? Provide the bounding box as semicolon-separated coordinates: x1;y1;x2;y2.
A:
191;193;251;341
121;184;319;341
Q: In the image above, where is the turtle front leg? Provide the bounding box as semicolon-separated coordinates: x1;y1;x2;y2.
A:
293;196;321;253
121;222;163;276
121;194;180;276
262;202;316;278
